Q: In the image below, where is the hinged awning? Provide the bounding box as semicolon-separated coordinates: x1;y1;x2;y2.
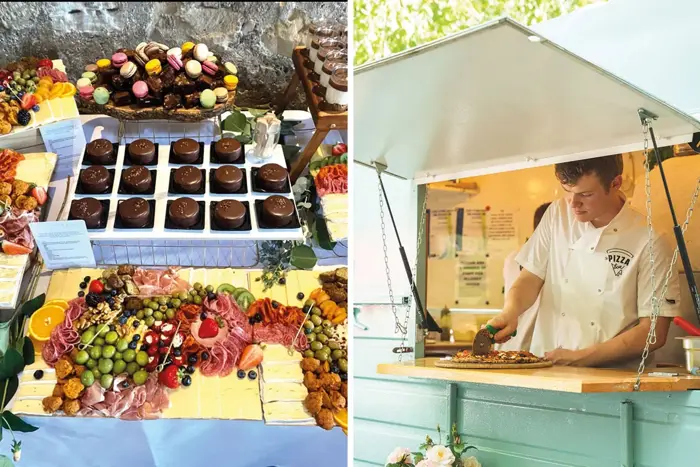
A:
354;18;700;183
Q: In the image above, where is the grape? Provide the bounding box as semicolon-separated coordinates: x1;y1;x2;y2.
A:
98;325;110;337
113;359;127;375
114;352;123;361
122;349;136;363
135;351;149;366
98;358;113;374
80;330;95;345
116;338;129;352
145;316;155;327
105;331;118;345
126;362;139;375
89;346;102;360
166;309;175;319
81;370;95;387
86;358;97;370
153;311;163;320
94;337;105;346
136;310;145;320
133;370;149;386
92;369;102;381
100;374;114;389
87;325;97;334
102;345;116;359
144;308;154;317
74;350;89;365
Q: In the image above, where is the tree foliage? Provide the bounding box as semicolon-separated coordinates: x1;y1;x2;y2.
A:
354;0;607;66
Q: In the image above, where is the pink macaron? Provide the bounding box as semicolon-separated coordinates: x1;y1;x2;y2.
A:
202;60;218;76
79;86;95;100
167;54;183;71
112;52;128;68
132;81;148;99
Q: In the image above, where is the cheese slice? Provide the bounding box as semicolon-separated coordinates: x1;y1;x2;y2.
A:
46;268;104;301
0;267;21;280
286;270;322;307
15;152;58;188
263;344;302;363
10;399;46;416
263;401;314;422
261;362;304;383
248;272;288;305
261;382;308;402
16;382;56;398
0;254;28;267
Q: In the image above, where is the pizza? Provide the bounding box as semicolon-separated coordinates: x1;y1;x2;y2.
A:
451;349;546;364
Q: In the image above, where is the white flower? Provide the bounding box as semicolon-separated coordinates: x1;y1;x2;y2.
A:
426;445;455;466
13;448;21;462
386;447;413;465
416;460;440;467
461;456;482;467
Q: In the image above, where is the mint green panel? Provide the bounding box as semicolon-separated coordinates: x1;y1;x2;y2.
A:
355;419;438;465
354;337;413;380
353;461;382;467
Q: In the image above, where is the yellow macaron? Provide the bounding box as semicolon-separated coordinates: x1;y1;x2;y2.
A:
145;59;162;76
223;75;238;91
182;42;195;54
96;59;111;70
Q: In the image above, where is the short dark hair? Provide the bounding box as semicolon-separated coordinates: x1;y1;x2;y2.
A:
554;154;623;190
533;202;551;230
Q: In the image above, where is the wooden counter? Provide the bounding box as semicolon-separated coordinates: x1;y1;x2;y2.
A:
377;357;700;393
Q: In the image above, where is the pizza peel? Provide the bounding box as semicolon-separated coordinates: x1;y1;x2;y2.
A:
472;325;517;356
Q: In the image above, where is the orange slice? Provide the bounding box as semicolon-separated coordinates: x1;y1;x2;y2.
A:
28;305;66;342
333;408;347;430
60;83;76;97
48;85;63;99
44;299;69;311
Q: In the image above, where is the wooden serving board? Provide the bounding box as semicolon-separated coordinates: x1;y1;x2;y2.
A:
435;360;553;370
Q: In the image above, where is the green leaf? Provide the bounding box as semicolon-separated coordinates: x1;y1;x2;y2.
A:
249;108;269;119
22;337;34;366
222;111;248;132
289;245;317;270
314;217;337;250
412;452;424;463
0;377;19;410
0;454;12;467
0;350;24;379
234;134;252;145
21;293;45;318
1;411;38;432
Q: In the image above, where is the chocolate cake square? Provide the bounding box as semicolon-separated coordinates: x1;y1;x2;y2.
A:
113;91;133;106
196;75;214;91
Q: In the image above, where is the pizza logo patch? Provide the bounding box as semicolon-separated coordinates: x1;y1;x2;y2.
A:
606;248;634;276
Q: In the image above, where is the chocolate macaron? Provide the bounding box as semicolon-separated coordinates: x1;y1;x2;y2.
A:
121;166;153;194
261;195;294;227
172;138;200;163
213;137;242;163
117;197;151;228
173;166;203;193
213;165;243;192
85;139;115;165
70;198;104;229
168;197;200;228
213;199;246;229
256;163;288;192
128;139;156;165
79;166;111;194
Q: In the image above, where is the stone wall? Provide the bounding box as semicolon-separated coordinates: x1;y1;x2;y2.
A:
0;2;347;109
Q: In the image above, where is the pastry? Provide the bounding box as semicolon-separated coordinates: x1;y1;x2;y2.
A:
214;165;243;192
174;75;195;95
214;87;228;104
202;60;218;76
213;138;242;163
132;81;148;99
120;62;137;79
181;42;195;55
121;166;152;194
213;199;246;229
111;74;127;91
322;66;348;112
167;52;183;71
256;163;288;191
85;139;115;165
70;198;104;229
223;75;238;91
163;93;181;110
82;71;98;84
168;197;199;228
85;64;99;74
97;59;111;70
127;139;156;164
185;60;202;79
113;91;133;106
79;166;111;193
261;196;294;227
199;89;215;109
145;59;162;76
184;92;200;109
173;166;203;193
79;86;94;100
193;43;209;62
172;138;200;163
196;74;214;91
76;77;92;90
224;62;237;75
117;197;151;228
93;87;110;105
111;52;128;69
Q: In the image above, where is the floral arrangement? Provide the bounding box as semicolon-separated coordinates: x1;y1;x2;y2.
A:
385;424;480;467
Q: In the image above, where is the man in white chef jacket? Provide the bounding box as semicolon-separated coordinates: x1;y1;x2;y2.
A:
488;154;681;367
496;202;551;352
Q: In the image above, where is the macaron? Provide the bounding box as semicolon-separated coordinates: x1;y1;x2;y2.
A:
82;71;97;84
135;42;149;66
223;75;238;91
200;89;216;109
132;81;148;99
84;64;99;74
185;60;202;79
202;60;218;76
214;87;228;104
167;47;182;59
76;77;92;90
193;43;209;62
206;55;218;64
224;62;237;75
111;52;128;68
167;54;183;71
96;59;111;71
145;59;162;76
79;86;94;100
120;62;137;79
181;42;195;54
93;87;110;105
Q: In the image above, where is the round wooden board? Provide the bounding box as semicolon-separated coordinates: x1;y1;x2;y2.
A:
78;90;236;121
435;360;553;370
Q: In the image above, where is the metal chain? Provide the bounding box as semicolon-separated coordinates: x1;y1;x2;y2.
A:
376;167;429;361
635;121;700;390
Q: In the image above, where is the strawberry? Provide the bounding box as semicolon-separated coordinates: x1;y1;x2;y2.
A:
1;241;31;255
158;364;182;389
238;344;264;371
31;186;47;206
198;318;221;339
20;93;37;111
37;59;53;69
331;143;347;156
88;279;104;294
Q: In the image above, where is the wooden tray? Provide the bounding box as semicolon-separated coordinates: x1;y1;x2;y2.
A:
435;359;553;370
78;90;236;122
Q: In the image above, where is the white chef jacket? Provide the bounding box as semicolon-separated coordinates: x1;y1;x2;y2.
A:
495;249;540;352
516;198;681;359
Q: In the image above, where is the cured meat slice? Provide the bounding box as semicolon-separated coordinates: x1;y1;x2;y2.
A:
132;267;190;295
43;298;86;367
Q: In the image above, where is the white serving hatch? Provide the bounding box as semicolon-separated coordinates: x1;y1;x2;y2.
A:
354;18;700;183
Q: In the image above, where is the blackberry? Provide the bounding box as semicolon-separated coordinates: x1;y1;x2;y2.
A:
17;109;30;126
85;293;100;308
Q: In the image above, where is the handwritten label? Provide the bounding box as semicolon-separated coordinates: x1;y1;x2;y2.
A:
29;221;96;270
39;118;85;181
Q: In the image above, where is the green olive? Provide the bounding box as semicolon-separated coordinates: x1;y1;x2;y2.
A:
304;350;315;358
310;341;323;351
205;285;214;293
193;295;202;305
158;297;168;306
304;321;315;330
316;334;328;344
307;333;316;343
312;307;323;316
153;311;164;321
148;301;159;310
322;345;331;355
315;350;329;362
304;299;315;309
314;326;324;334
328;340;340;350
311;315;322;326
322;319;332;328
331;349;343;360
193;282;203;291
323;328;333;337
144;308;153;317
338;358;348;372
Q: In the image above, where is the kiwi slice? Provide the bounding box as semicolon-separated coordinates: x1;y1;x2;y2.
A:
232;287;249;300
236;291;255;313
216;283;236;295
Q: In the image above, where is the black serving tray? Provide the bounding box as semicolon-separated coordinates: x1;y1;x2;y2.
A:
254;198;301;230
250;167;292;194
210;200;252;232
75;168;115;195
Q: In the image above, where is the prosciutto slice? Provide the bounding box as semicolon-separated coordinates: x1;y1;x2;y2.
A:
42;298;86;367
132;267;190;296
0;208;38;249
78;373;170;420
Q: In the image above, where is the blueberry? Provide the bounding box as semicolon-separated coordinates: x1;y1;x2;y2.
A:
201;351;209;361
248;317;255;326
247;370;257;380
173;349;182;357
128;341;138;350
79;282;87;289
200;312;207;320
78;291;85;297
297;292;305;300
237;369;246;379
164;357;173;366
179;365;187;373
278;277;286;285
33;370;44;380
109;325;116;331
111;289;118;296
0;86;4;91
186;365;195;374
207;292;216;301
182;375;192;387
84;276;91;283
158;340;166;348
188;354;198;364
32;105;39;112
133;320;140;328
133;334;141;341
340;372;347;382
140;344;148;351
271;301;279;309
118;316;127;325
123;310;132;317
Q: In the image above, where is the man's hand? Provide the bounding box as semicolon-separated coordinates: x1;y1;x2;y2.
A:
544;348;587;366
486;311;519;343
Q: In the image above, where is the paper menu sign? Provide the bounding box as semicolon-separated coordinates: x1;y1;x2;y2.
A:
39;118;85;181
29;220;96;270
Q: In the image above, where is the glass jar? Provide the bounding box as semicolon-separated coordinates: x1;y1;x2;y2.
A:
309;27;337;63
321;50;348;89
314;38;345;75
325;65;348;107
252;113;282;162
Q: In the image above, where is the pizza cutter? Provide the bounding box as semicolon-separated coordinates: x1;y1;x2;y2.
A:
472;325;517;356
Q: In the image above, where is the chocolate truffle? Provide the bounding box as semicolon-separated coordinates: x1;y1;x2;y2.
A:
121;166;153;194
128;139;156;165
172;138;200;163
113;91;133;106
174;166;203;193
256;163;288;192
117;197;151;228
214;200;246;229
70;198;104;229
214;138;242;163
168;197;200;228
79;166;111;194
163;93;181;110
261;196;294;227
214;166;243;193
86;139;115;165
